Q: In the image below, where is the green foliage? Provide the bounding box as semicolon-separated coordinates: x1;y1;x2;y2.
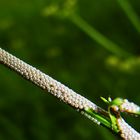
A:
0;0;140;139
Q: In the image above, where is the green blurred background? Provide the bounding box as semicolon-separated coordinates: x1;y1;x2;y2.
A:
0;0;140;139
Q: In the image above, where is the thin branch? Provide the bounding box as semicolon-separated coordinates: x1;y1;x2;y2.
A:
0;48;110;127
0;47;140;140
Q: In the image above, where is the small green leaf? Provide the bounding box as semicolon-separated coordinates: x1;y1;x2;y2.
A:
85;108;111;129
100;97;110;104
111;98;123;106
109;113;119;133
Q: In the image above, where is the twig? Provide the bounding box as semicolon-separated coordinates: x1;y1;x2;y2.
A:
0;47;140;140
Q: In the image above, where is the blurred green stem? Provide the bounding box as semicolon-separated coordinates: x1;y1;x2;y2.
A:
117;0;140;34
69;14;131;57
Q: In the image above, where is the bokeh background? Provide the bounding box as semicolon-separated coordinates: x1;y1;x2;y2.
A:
0;0;140;139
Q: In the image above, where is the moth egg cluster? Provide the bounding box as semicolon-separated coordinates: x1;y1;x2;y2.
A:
120;99;140;114
0;48;98;113
117;118;140;140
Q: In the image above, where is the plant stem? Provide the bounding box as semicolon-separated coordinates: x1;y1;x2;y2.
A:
117;0;140;34
0;48;139;139
0;47;112;131
69;14;131;58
